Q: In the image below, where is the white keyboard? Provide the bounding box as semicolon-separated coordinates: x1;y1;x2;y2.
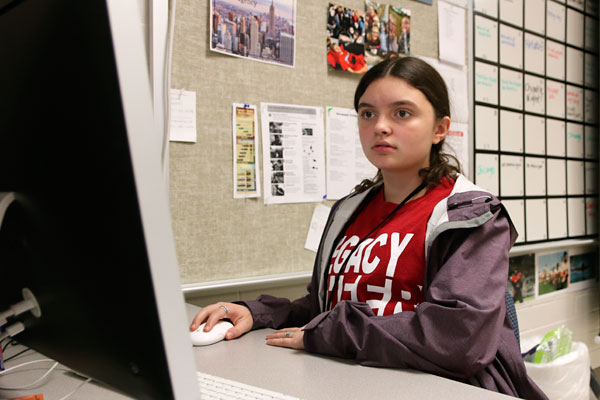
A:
197;371;300;400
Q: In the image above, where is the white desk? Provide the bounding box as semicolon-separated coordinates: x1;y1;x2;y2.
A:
186;304;512;400
0;304;513;399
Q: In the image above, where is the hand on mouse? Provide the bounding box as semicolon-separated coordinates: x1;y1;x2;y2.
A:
190;302;253;340
265;326;305;350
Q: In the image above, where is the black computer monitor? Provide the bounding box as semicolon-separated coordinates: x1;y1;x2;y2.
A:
0;0;199;399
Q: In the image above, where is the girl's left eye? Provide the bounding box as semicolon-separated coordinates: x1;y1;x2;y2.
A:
395;110;410;118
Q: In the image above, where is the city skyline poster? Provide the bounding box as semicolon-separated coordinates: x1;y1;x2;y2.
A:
210;0;296;68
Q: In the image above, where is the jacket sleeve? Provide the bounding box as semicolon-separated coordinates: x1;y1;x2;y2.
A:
238;262;323;330
302;204;513;381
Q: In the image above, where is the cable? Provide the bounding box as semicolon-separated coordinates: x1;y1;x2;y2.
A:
1;337;14;352
0;359;58;390
55;377;92;400
4;347;31;362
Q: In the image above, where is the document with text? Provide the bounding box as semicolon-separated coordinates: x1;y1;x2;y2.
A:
325;107;377;200
261;103;326;204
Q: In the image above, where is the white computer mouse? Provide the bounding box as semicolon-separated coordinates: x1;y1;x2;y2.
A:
190;320;233;346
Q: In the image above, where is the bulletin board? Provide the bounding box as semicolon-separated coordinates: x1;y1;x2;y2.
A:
169;0;441;284
473;0;599;245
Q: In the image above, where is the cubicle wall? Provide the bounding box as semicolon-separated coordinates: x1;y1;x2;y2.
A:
169;0;440;284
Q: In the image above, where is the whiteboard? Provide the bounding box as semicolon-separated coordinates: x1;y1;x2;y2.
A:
524;33;545;75
500;109;523;152
475;153;499;195
566;122;584;158
525;0;545;34
525;157;546;196
500;68;523;109
503;199;525;243
547;118;566;156
475;62;498;104
566;47;584;85
585;53;598;88
585;126;598;159
547;1;566;42
500;155;524;196
567;160;585;195
499;0;523;27
499;24;522;69
546;40;565;80
475;105;498;150
547;159;567;195
525;115;546;155
585;0;598;15
546;80;565;118
568;197;586;237
474;0;498;18
567;8;585;47
475;16;498;62
548;198;568;239
586;198;598;235
524;74;545;114
586;17;599;52
526;199;547;241
472;0;599;246
567;0;584;12
566;85;584;122
586;162;598;194
585;90;598;124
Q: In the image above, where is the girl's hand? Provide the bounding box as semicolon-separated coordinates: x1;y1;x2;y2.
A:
189;302;253;340
265;326;305;350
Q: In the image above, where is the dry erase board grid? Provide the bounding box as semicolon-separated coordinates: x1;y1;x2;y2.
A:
473;0;598;245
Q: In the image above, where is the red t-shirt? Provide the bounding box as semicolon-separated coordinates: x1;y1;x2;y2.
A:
327;179;455;315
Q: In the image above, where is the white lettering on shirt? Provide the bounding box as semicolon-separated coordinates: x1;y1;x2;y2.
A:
394;302;403;314
386;233;414;277
336;275;345;303
343;275;362;301
331;236;346;259
345;239;373;273
361;234;387;273
328;233;419;314
366;278;393;316
333;235;359;273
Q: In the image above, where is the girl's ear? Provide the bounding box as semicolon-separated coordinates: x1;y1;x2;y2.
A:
432;116;450;145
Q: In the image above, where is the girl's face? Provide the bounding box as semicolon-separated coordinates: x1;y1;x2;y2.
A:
357;76;448;178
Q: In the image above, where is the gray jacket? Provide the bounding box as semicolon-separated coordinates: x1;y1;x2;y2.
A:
243;175;547;399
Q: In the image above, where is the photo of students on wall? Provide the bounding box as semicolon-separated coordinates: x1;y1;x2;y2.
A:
326;3;367;74
537;251;570;296
389;6;411;55
363;1;386;67
508;254;536;303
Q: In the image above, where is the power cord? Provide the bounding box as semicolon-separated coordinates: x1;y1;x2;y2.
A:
0;359;58;390
55;376;92;400
0;358;93;399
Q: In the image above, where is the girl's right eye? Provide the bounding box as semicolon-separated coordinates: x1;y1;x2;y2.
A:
360;110;374;119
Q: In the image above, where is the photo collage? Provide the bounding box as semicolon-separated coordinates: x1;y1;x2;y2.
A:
508;248;597;304
327;1;411;74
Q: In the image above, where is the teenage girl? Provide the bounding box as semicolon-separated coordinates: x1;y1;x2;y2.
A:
191;57;547;399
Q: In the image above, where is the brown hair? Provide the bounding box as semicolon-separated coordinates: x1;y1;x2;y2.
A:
353;56;462;192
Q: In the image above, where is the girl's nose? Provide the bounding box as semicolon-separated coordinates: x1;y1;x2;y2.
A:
374;116;391;135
